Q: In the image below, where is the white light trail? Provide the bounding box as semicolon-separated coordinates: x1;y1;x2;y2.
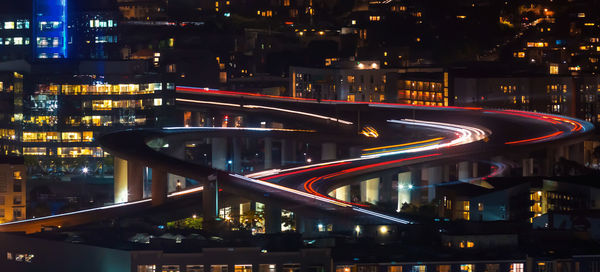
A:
230;173;412;224
175;98;353;125
243;105;353;125
376;119;488;157
0;185;206;226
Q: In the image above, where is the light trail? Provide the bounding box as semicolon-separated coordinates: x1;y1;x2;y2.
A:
176;98;353;125
261;162;352;181
374;119;488;157
484;109;592;144
242;105;354;125
163;126;315;133
505;131;564;145
177;86;485;110
503;110;590;132
0;185;205;226
302;153;443;208
229;173;353;208
362;141;442;156
352;207;412;224
251;118;488;211
362;137;444;152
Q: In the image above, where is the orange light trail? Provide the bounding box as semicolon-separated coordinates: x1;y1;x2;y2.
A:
362;137;444;152
505;131;564;145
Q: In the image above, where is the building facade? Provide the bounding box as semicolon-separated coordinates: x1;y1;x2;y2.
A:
0;15;32;61
290;62;447;105
0;60;176;178
0;158;26;223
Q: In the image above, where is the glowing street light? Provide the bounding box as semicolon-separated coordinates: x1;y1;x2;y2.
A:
379;225;388;234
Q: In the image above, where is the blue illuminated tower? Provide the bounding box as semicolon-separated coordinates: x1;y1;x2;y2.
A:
33;0;68;59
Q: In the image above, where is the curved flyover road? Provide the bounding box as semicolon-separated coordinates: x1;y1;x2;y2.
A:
0;87;593;232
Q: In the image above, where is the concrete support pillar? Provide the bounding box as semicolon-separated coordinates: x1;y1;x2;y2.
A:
556;145;568;160
203;177;219;227
264;137;273;169
410;168;422;205
331;185;351;202
426;166;442;203
211;137;228;170
114;157;128;203
230;202;240;223
281;139;296;166
522;158;534;177
458;161;472;181
472;162;479;178
544;149;557;177
349;146;362;158
397;172;412;211
379;174;394;204
151;167;168;206
442;165;451;182
232;138;242;173
191;112;203;127
168;142;186;193
360;178;380;204
264;205;282;234
127;159;144;201
296;216;315;234
569;142;585;165
321;143;337;161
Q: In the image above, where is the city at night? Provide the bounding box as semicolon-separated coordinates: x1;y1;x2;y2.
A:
1;0;600;271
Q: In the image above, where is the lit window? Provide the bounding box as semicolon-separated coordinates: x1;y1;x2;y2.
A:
510;263;524;272
4;22;14;29
162;265;180;272
234;265;252;272
460;264;473;272
153;98;163;106
13;37;23;45
138;265;156;272
187;265;204;272
435;265;450;272
83;131;94;142
387;266;402;272
61;132;82;142
411;265;426;272
211;265;228;272
13;171;22;180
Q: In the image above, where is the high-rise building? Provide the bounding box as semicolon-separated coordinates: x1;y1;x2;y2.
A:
0;71;24;157
33;0;68;59
0;157;26;224
0;60;176;177
0;70;26;223
0;16;32;61
117;0;169;20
